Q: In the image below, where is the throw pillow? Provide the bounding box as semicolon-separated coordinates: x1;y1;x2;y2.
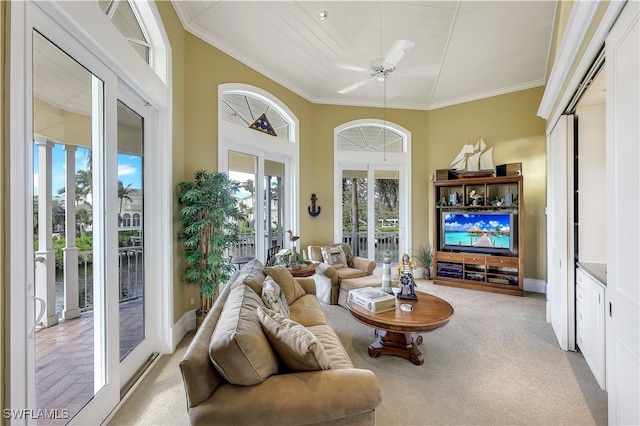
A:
321;245;348;269
209;284;279;385
264;266;307;305
261;276;290;319
333;243;355;268
257;306;331;372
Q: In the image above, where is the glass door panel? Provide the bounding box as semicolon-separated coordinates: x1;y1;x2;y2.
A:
373;170;400;262
116;100;145;361
264;160;285;254
32;30;104;422
341;170;368;257
229;151;258;262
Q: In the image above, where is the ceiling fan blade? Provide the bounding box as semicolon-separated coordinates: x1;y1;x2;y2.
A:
338;63;369;72
338;78;373;94
384;40;414;66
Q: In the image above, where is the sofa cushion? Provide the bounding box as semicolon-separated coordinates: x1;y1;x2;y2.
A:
261;276;290;318
288;294;330;327
257;306;331;372
321;245;348;269
209;285;278;386
307;324;354;369
264;266;306;305
231;259;266;295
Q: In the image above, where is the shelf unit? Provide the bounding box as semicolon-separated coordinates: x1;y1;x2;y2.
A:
433;175;524;296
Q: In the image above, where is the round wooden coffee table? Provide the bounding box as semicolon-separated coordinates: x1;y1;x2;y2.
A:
347;292;454;365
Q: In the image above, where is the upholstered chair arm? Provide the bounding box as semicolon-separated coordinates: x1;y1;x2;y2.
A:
352;256;376;275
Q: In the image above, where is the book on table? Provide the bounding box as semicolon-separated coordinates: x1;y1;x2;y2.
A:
348;287;397;313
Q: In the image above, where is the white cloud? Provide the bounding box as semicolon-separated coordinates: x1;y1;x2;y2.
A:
118;164;137;176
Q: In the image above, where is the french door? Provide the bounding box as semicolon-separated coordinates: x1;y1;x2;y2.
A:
338;165;406;264
8;4;158;424
225;148;290;264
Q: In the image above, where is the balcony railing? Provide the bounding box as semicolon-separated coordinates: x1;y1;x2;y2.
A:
226;230;401;263
342;231;400;262
55;245;144;315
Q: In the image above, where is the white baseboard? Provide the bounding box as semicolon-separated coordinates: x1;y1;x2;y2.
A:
524;278;546;294
171;308;196;351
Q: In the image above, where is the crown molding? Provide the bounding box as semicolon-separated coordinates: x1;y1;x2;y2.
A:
537;0;626;125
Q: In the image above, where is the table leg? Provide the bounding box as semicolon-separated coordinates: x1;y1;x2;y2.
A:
368;330;424;365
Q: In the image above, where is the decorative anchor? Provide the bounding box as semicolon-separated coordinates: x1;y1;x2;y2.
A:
308;193;321;217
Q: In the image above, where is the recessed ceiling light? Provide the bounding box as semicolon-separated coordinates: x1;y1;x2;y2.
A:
319;10;328;20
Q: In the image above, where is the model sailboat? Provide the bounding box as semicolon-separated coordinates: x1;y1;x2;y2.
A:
449;138;495;177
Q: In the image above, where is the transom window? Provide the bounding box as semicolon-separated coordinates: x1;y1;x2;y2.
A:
223;93;291;142
98;0;151;63
338;124;404;153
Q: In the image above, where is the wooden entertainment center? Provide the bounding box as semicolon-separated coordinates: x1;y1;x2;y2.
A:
433;175;524;296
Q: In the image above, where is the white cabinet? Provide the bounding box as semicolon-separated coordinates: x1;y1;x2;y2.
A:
575;267;606;390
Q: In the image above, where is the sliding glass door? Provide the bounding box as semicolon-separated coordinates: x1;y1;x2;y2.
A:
14;6;159;424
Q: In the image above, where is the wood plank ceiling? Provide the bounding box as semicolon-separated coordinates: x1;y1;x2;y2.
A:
172;1;557;110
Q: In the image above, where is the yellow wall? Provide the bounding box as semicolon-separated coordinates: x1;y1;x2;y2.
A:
428;88;547;279
155;5;550;322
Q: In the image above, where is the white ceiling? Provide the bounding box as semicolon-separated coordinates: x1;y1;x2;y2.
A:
171;1;557;110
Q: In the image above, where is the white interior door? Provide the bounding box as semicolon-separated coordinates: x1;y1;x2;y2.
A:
546;114;575;351
605;2;640;423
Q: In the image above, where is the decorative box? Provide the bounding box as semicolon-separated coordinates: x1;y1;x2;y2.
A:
348;287;397;314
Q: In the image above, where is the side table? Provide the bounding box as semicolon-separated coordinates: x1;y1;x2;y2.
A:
287;263;317;277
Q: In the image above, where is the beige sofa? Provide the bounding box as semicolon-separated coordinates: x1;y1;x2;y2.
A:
305;243;376;305
179;260;382;425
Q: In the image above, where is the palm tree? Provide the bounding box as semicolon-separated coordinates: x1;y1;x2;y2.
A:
75;169;92;206
117;181;134;225
76;208;91;236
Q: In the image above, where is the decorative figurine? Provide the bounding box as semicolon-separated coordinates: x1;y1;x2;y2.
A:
397;253;418;300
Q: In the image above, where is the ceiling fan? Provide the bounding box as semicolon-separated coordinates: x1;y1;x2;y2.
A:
338;40;415;94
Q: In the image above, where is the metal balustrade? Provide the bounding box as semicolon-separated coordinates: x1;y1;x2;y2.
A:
57;245;144;315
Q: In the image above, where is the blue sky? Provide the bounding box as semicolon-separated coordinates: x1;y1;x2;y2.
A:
33;144;142;195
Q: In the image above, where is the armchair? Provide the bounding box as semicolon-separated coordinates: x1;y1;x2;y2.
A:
304;243;376;305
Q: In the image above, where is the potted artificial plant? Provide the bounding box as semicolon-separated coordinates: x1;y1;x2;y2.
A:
414;243;434;280
178;170;243;327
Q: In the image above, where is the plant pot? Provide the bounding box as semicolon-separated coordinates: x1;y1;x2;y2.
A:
195;308;208;331
426;266;434;280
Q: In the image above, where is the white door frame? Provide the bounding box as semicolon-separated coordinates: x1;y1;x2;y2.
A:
7;1;172;423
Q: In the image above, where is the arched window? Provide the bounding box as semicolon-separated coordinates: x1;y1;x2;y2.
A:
97;0;169;83
334;120;412;264
122;213;132;227
99;0;150;62
219;84;299;266
133;213;141;227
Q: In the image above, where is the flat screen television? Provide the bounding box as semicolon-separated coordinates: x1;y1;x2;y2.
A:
441;211;515;255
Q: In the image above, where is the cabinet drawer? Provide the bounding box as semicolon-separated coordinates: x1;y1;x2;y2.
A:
486;256;519;268
463;254;486;265
436;252;464;263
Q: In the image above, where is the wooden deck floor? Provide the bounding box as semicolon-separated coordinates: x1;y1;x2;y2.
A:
35;299;144;425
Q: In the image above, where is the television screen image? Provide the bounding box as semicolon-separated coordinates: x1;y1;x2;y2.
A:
441;211;515;254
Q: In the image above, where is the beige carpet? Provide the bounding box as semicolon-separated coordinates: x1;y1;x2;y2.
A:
108;280;607;425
